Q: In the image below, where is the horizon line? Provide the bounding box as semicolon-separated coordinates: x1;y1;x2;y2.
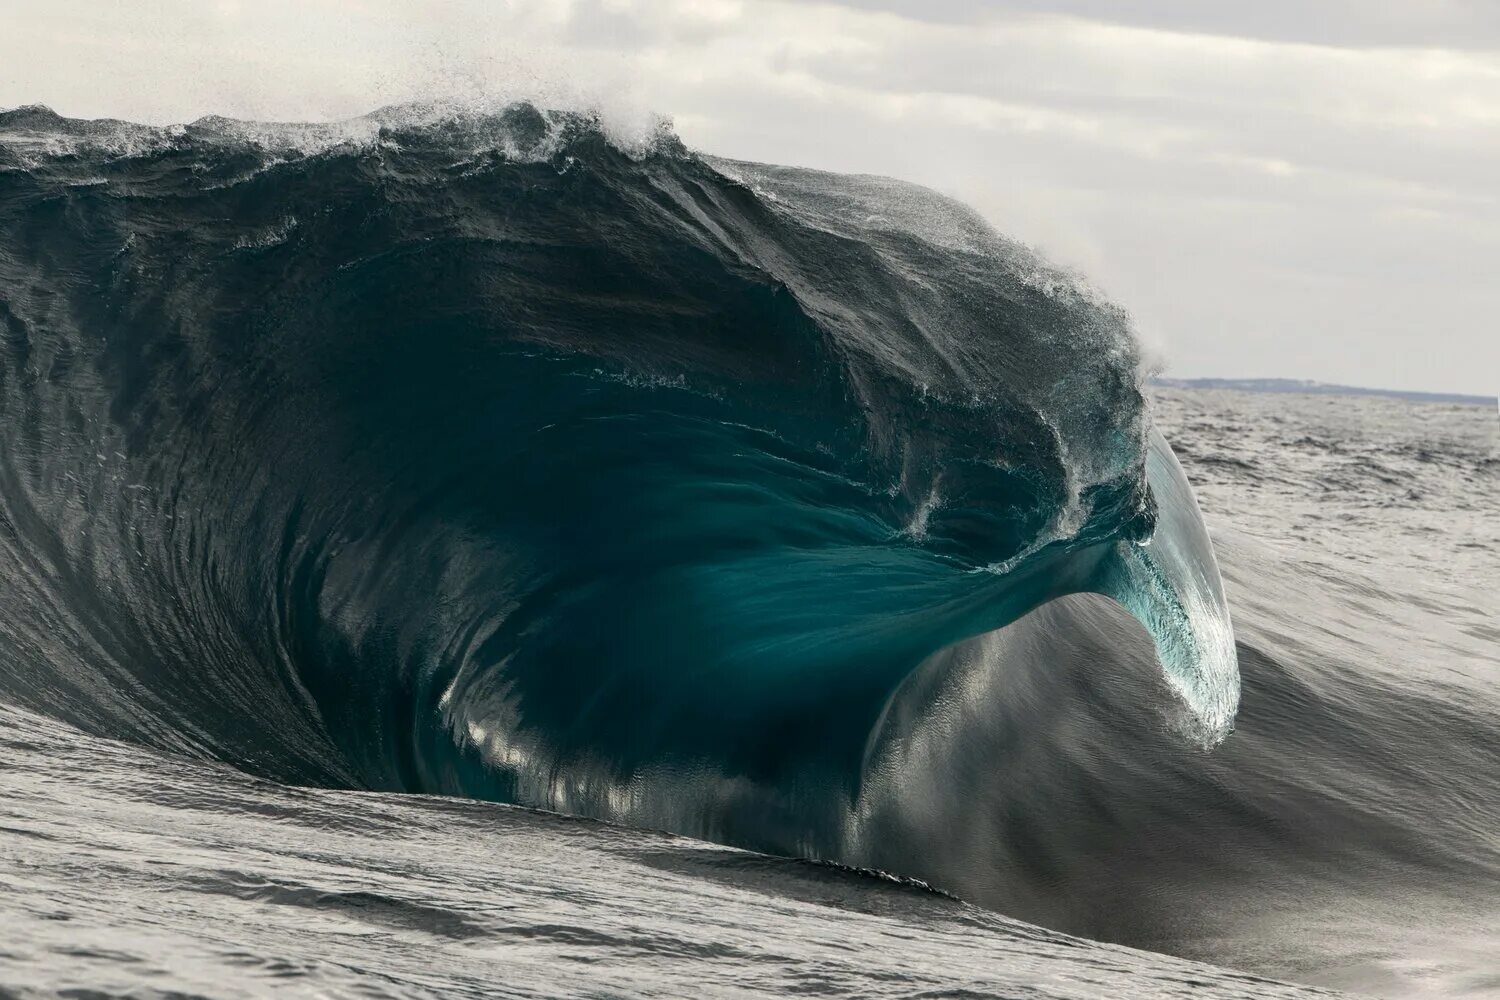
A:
1151;375;1496;408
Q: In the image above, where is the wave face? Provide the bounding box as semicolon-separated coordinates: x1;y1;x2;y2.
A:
0;103;1236;857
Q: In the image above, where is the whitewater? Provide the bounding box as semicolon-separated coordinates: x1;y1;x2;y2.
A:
0;104;1496;999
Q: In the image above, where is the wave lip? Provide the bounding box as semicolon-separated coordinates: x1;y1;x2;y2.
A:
0;101;1237;852
1101;430;1240;743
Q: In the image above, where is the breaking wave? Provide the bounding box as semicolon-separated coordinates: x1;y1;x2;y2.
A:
0;101;1236;860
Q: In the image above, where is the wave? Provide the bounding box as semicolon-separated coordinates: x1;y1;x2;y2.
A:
0;102;1236;858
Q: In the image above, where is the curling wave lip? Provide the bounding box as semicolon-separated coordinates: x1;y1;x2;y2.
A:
0;100;1237;862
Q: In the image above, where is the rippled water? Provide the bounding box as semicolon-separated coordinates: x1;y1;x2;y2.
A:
1155;388;1497;589
1;699;1332;1000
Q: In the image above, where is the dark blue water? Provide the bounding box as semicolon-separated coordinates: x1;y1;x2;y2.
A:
0;103;1494;998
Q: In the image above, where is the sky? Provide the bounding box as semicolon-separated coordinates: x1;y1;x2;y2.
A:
3;0;1497;395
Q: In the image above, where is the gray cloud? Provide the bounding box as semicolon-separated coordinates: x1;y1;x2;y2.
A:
830;0;1500;50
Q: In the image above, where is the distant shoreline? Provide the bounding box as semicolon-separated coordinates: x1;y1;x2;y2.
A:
1151;376;1496;409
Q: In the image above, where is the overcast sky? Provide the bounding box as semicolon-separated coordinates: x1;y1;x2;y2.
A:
3;1;1497;395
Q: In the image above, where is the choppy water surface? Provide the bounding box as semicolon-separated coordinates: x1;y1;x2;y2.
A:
0;701;1330;1000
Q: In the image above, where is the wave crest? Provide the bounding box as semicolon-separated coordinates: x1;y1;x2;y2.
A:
0;101;1237;859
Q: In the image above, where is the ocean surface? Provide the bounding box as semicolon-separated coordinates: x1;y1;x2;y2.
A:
0;104;1496;999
